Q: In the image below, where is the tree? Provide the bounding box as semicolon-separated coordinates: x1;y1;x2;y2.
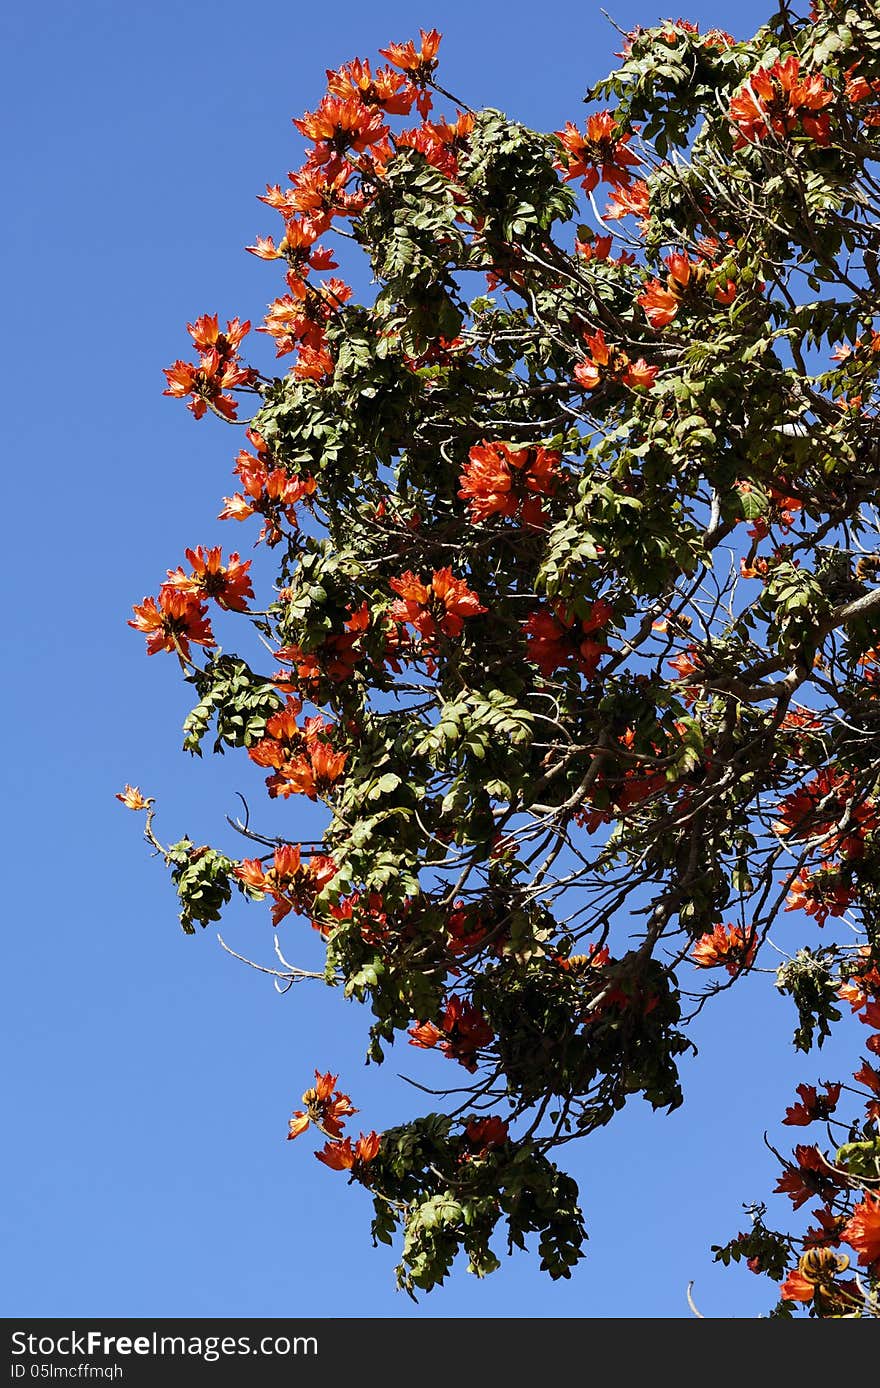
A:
121;2;880;1313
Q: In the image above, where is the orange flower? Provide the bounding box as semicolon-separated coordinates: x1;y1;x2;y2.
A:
774;1145;840;1209
379;29;441;112
845;62;880;126
463;1116;509;1155
780;1248;854;1308
839;955;880;1012
235;844;337;925
380;28;442;73
575;328;657;392
729;57;833;148
784;865;852;926
293;344;335;381
268;740;348;801
691;923;757;976
220;431;317;545
638;276;685;330
164;546;253;612
260;278;352;357
554;111;640;193
408;1021;443;1049
458;441;561;525
186;314;251;355
783;1082;841;1126
315;1130;381;1170
129;590;215;659
779;1267;816;1303
163;316;254;420
523;601;614;679
293;96;388;164
638;251;736;329
604;178;650;226
162;351;253;420
326;58;417;116
841;1194;880;1270
115;785;152;810
389;568;486;641
408;996;494;1073
288;1070;357;1142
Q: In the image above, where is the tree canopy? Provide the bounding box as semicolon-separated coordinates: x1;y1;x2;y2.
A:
123;1;880;1314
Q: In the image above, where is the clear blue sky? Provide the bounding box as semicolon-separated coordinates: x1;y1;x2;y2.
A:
2;0;859;1319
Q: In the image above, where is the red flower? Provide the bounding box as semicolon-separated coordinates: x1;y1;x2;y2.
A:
774;1145;839;1209
574;328;657;392
408;997;493;1072
774;769;877;859
315;1130;381;1170
554;111;640;193
389;568;486;641
784;865;852;926
164;546;253;612
575;233;613;262
463;1116;509;1155
163;317;254;420
524;601;614;679
235;844;337;925
729;57;833;148
841;1194;880;1271
691;923;757;976
288;1070;356;1141
129;589;215;659
783;1082;841;1126
458;441;561;525
803;1207;848;1249
853;1059;880;1122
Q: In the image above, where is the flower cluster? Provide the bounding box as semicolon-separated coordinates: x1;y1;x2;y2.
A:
458;442;562;527
248;697;347;800
554;110;640;193
409;996;494;1072
235;844;337;925
389;568;486;645
163;315;256;420
524;601;614;679
638;250;737;329
574;329;658;392
729;57;833;147
691;923;758;976
129;546;255;659
220;428;316;547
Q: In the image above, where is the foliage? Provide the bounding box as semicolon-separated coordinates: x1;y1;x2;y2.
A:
122;2;880;1312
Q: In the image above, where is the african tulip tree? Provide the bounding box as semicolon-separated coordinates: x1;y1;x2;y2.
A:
123;2;880;1312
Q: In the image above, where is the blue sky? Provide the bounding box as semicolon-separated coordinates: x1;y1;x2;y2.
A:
2;0;860;1319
